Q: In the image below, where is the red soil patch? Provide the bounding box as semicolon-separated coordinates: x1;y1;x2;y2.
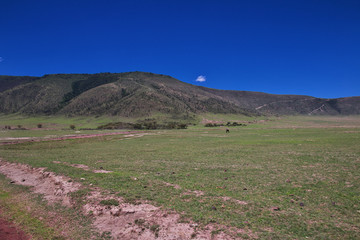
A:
0;213;30;240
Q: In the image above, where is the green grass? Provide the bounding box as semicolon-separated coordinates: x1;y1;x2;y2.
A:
0;116;359;239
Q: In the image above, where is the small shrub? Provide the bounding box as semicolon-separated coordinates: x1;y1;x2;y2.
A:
144;121;157;130
150;224;160;232
150;224;160;237
205;123;219;127
97;122;133;130
37;123;42;128
100;231;112;239
165;122;177;129
134;219;146;225
177;123;188;129
70;124;76;130
99;199;119;206
133;123;143;129
211;229;222;236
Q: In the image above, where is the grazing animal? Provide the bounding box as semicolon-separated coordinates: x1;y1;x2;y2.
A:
226;128;230;133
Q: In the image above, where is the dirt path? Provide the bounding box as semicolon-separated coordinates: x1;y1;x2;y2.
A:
0;159;255;239
0;131;146;145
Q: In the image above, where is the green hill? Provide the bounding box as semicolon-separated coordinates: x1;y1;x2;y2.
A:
0;72;359;117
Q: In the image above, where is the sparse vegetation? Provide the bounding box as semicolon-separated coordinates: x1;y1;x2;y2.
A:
99;199;119;206
134;218;145;226
150;224;160;237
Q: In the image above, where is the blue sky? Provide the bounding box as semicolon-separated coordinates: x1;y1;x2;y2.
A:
1;0;359;98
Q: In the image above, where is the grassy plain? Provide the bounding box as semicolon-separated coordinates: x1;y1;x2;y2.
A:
0;115;359;239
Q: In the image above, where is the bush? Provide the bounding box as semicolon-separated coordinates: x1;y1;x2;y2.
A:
37;123;42;128
164;122;187;129
177;123;187;129
205;123;219;127
99;199;119;206
165;122;177;129
144;121;157;130
97;122;132;130
134;219;145;225
133;123;143;129
70;124;76;130
98;121;187;130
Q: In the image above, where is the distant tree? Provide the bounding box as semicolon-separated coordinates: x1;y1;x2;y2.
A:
166;122;177;129
177;123;187;129
121;88;128;97
144;121;157;130
133;123;143;129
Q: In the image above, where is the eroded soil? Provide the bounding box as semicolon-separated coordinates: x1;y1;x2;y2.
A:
0;159;255;239
0;161;81;206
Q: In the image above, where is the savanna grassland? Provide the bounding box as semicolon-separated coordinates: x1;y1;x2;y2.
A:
0;115;359;239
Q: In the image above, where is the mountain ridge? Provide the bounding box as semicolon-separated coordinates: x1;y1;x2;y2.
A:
1;72;359;117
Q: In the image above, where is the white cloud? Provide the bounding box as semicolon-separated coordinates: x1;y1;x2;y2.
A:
196;75;206;82
0;57;3;63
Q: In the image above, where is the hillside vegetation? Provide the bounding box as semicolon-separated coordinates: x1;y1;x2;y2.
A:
1;72;359;117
